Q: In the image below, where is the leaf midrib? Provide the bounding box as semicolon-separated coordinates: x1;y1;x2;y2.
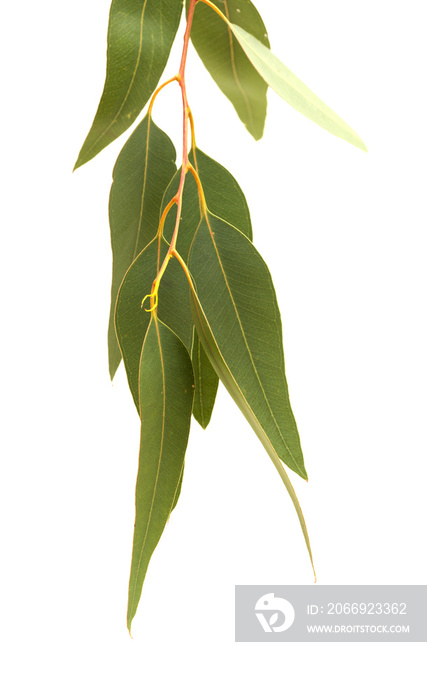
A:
133;115;152;259
90;0;150;158
195;338;205;426
223;0;254;130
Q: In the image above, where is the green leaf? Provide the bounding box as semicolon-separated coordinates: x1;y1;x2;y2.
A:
192;148;253;243
162;147;253;261
188;213;306;480
115;238;193;411
74;0;183;168
187;264;314;574
127;316;194;632
191;330;219;429
162;147;253;427
229;23;367;151
108;115;177;380
171;468;184;512
188;0;269;140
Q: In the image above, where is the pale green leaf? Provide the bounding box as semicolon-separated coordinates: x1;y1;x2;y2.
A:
127;317;194;632
75;0;183;168
229;23;367;151
188;0;269;140
108;115;177;379
188;213;306;480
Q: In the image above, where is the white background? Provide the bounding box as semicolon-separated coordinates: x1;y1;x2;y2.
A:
1;0;426;697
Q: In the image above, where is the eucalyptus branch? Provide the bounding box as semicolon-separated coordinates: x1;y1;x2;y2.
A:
75;0;366;632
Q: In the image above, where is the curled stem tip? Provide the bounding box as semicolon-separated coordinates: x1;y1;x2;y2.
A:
141;292;158;313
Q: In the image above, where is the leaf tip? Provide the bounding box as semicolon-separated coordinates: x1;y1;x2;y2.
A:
127;611;135;638
355;136;368;153
73;142;94;171
350;131;368;153
194;413;210;430
245;116;266;141
73;150;86;172
297;463;308;481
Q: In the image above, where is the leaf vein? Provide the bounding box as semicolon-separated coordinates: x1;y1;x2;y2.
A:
90;0;150;157
223;0;254;131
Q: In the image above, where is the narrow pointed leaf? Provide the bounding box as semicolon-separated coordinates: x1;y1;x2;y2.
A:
229;23;367;151
115;238;193;410
75;0;183;168
188;0;269;140
127;317;194;632
108;115;177;379
187;278;314;574
162;148;253;427
191;331;219;429
188;214;306;480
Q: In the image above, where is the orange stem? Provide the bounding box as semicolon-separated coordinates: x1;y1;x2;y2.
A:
147;76;179;116
197;0;228;23
147;0;199;312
